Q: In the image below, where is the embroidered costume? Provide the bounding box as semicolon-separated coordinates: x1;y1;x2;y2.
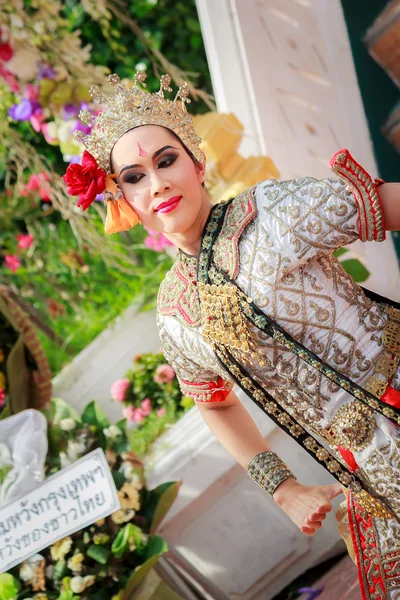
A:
63;71;400;600
157;150;400;600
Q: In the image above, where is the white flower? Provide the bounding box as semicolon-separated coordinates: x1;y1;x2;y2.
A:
60;418;77;431
19;554;44;582
70;576;85;593
60;451;71;468
104;425;122;440
135;61;147;71
19;563;34;582
67;440;86;461
10;14;23;27
70;575;95;593
33;20;45;34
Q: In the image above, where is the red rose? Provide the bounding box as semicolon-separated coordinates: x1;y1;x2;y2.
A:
62;151;107;211
0;43;13;62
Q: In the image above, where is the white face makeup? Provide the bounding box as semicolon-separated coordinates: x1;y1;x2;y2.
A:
111;125;209;245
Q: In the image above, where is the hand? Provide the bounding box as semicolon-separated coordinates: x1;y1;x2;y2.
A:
272;479;343;536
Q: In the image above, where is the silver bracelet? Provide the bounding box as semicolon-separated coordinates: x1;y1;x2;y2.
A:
247;451;296;497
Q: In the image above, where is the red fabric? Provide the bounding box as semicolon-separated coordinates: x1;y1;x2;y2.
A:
338;446;358;472
181;377;231;403
347;492;387;600
381;384;400;410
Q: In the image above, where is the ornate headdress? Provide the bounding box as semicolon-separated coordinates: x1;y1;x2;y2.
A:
63;72;205;234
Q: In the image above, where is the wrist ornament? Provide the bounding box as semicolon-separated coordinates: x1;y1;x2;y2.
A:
247;451;296;498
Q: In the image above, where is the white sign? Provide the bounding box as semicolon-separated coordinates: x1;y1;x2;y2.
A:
0;448;120;573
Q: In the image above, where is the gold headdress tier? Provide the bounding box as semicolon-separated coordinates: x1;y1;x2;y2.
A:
74;72;205;174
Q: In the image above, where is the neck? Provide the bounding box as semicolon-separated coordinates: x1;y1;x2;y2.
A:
165;196;212;257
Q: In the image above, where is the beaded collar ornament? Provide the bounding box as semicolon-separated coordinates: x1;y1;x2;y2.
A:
74;72;206;174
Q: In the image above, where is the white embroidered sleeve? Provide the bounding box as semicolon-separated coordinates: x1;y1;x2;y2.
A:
157;313;233;402
257;149;385;263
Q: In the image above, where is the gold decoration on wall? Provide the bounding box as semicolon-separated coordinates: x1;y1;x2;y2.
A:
193;112;280;203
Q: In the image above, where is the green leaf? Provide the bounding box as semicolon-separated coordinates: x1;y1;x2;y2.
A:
340;259;370;283
333;247;349;258
81;401;110;449
0;573;19;600
86;544;110;564
50;397;81;425
81;400;110;430
141;481;181;535
53;559;68;580
122;536;168;599
111;522;143;559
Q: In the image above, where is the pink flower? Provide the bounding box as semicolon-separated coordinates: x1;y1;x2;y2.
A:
0;64;19;93
0;389;6;408
4;255;21;272
156;407;166;418
17;234;34;249
122;405;136;422
123;406;146;424
143;228;174;252
110;378;130;402
30;109;46;132
141;398;152;416
133;408;146;424
154;364;175;384
24;83;39;102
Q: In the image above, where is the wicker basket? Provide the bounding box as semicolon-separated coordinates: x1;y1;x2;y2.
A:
365;0;400;89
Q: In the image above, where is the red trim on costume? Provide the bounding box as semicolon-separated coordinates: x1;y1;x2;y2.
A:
347;492;387;600
180;377;232;402
329;148;386;243
338;446;358;472
381;383;400;411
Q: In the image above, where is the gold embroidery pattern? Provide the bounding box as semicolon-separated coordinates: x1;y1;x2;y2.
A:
365;308;400;399
157;255;201;326
212;188;257;278
261;177;359;260
360;442;400;519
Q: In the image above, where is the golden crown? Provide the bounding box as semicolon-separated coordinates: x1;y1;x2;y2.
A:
74;72;206;174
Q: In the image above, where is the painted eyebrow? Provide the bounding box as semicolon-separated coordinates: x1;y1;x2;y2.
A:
119;145;179;176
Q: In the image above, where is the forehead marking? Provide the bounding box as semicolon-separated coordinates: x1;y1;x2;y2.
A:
137;142;147;157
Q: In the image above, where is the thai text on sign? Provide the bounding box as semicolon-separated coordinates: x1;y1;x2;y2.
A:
0;448;120;573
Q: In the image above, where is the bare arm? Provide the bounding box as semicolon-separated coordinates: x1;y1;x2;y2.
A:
196;390;342;536
379;183;400;231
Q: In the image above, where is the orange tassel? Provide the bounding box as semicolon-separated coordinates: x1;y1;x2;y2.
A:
104;175;140;234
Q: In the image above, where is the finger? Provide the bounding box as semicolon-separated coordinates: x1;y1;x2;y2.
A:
305;520;322;531
301;525;316;536
329;483;344;500
307;512;326;523
317;502;332;514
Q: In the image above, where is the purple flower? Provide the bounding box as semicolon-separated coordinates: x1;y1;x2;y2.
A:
38;65;57;80
68;155;81;164
9;99;41;121
63;103;80;119
95;193;104;202
72;120;91;135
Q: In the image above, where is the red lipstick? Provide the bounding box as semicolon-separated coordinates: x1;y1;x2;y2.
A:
155;196;182;214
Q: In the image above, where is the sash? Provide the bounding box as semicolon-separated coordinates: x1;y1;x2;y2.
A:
197;199;400;519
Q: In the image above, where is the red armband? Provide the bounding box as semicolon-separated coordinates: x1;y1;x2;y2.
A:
329;148;386;243
179;377;233;402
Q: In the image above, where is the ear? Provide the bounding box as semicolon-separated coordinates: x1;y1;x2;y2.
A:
197;160;206;185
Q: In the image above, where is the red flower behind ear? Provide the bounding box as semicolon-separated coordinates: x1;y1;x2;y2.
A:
62;151;107;211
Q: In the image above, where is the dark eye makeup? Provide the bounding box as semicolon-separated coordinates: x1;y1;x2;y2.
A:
122;153;178;184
